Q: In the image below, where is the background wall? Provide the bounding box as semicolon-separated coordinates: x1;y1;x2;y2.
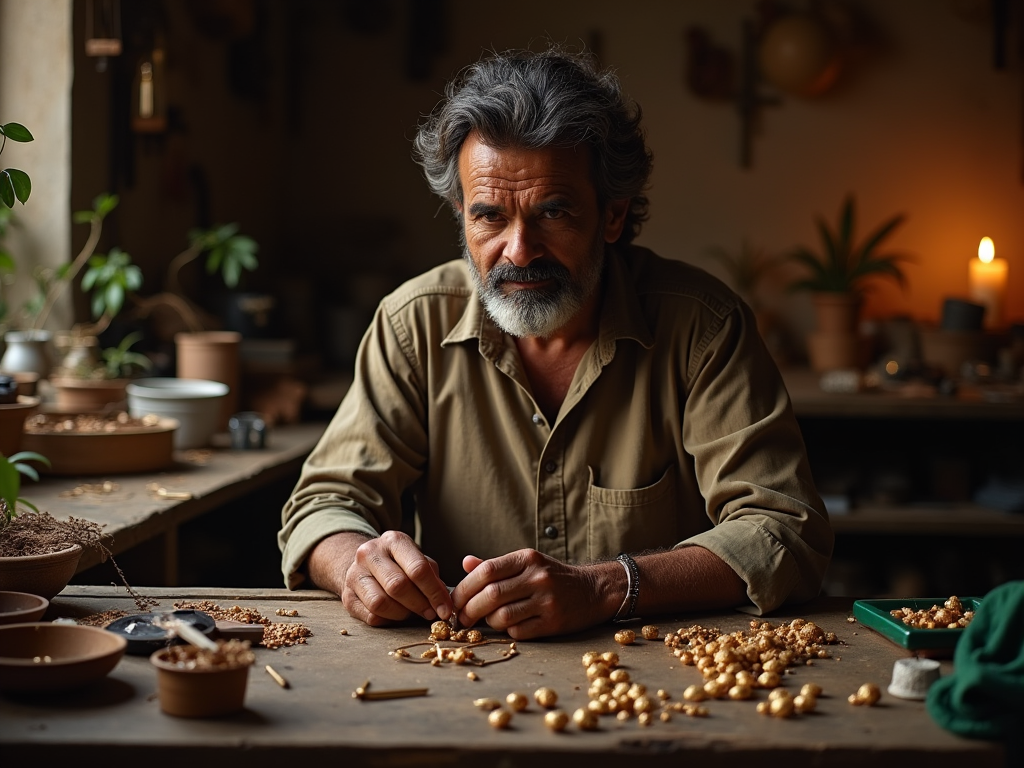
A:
0;0;73;329
61;0;1024;365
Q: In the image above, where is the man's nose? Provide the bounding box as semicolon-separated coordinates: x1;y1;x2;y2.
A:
502;220;542;267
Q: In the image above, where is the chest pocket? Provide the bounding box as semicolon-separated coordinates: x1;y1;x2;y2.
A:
587;465;678;560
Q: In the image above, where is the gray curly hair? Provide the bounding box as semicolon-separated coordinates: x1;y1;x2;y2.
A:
412;46;653;244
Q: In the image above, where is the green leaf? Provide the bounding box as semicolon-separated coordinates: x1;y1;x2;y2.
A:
0;123;33;142
94;193;119;218
72;210;93;224
6;168;30;204
104;282;125;316
0;173;16;207
0;457;19;521
0;250;15;273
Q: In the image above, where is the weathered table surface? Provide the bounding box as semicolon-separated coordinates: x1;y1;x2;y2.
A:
0;586;1005;767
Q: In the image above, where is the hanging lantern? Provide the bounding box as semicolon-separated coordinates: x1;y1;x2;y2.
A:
84;0;122;58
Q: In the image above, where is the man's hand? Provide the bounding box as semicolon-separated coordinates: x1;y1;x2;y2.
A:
308;531;454;627
451;549;622;640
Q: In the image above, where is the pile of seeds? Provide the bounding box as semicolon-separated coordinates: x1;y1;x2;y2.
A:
75;609;131;627
174;600;312;649
890;596;974;629
155;638;255;670
25;412;162;433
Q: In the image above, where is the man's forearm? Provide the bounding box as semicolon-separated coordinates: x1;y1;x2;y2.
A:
307;531;373;596
609;546;748;620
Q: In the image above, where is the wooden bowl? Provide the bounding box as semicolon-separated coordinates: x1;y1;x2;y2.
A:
0;622;127;691
0;591;49;625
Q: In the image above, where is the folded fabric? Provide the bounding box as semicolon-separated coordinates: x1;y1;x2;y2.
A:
926;580;1024;739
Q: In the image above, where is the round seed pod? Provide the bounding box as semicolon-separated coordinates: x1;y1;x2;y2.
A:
800;683;822;698
534;687;558;709
728;684;753;701
614;629;636;646
768;688;791;702
474;697;502;711
586;662;611;680
793;693;817;713
854;683;881;706
638;711;653;727
757;671;781;689
581;651;600;667
488;708;512;729
544;710;569;732
769;696;795;718
633;695;655;714
627;683;647;699
506;692;528;712
466;629;483;643
430;621;450;640
573;707;600;731
600;651;620;667
609;668;630;684
642;625;660;640
683;684;706;702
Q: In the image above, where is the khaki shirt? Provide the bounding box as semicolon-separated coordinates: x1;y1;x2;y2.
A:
279;245;832;613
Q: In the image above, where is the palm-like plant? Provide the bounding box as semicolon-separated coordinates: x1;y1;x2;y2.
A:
789;195;911;295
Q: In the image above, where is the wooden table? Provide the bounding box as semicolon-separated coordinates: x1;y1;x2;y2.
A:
28;422;326;584
0;586;1005;767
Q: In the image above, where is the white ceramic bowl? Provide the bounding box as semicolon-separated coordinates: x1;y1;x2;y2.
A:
126;378;229;449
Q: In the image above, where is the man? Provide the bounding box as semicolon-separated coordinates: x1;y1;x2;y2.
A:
279;46;832;640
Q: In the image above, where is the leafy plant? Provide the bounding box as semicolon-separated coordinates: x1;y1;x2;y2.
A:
135;222;259;332
25;193;119;331
82;246;143;323
0;451;49;526
788;194;911;295
101;331;151;379
0;122;33;208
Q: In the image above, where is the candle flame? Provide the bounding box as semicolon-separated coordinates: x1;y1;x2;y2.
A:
978;237;995;264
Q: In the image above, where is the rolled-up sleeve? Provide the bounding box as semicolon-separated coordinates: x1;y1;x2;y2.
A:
278;301;428;589
676;301;833;613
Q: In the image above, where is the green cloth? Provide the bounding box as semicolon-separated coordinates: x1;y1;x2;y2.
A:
926;580;1024;739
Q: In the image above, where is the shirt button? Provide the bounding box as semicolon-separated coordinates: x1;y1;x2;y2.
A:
544;525;558;539
544;460;557;473
532;413;543;425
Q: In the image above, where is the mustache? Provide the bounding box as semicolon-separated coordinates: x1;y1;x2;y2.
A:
487;260;570;289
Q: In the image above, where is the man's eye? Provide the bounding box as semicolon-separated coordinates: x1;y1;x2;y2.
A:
541;209;566;219
477;211;501;222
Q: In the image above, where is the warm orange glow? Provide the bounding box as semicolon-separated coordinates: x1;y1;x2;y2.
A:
978;237;995;264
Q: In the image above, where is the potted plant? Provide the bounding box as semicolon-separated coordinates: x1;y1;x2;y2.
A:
132;223;258;429
788;194;911;372
49;331;152;412
0;193;120;380
0;450;157;603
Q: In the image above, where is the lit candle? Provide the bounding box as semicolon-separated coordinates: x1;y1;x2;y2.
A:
968;237;1007;330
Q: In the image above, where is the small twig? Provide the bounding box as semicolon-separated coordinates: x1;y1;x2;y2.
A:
265;664;289;689
352;680;428;701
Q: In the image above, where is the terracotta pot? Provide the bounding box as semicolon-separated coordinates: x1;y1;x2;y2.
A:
0;544;83;600
807;330;865;373
812;292;861;333
48;378;129;412
150;647;253;717
175;331;241;430
0;395;41;456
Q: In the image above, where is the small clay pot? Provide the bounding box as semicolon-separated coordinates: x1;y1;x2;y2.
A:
150;646;254;717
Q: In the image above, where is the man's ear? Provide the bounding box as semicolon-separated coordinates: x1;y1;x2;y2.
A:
602;199;629;243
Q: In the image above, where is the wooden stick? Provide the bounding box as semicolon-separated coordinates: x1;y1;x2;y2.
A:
265;665;289;689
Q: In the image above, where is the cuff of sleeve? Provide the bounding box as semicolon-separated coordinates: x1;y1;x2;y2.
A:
674;520;801;615
278;508;380;590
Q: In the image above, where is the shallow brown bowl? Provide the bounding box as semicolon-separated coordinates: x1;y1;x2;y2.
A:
0;591;49;625
0;622;127;691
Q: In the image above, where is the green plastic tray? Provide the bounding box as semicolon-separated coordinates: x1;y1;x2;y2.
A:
852;597;982;652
